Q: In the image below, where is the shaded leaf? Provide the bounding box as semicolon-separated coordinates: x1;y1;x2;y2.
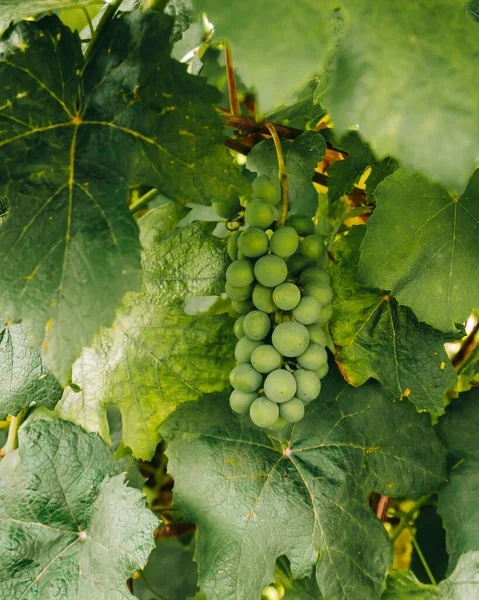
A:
268;78;327;131
0;0;104;31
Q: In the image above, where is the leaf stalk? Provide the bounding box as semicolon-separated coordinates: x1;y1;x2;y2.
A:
265;121;288;227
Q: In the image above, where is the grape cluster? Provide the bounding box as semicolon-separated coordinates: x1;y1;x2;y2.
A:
223;176;332;429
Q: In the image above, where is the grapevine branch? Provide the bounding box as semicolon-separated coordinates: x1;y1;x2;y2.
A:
224;43;241;116
265;121;289;226
452;320;479;368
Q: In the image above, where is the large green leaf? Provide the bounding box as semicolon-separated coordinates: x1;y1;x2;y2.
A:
0;319;62;419
57;203;234;459
267;78;327;131
359;169;479;333
161;370;446;600
0;0;104;31
437;389;479;573
0;9;243;383
331;226;456;414
193;0;333;112
329;0;479;192
0;419;158;599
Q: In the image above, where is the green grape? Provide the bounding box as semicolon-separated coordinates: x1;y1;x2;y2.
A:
287;252;314;276
305;322;326;346
252;284;277;313
212;196;241;219
229;364;262;392
286;213;315;236
226;259;254;287
272;283;301;311
316;304;333;325
299;266;330;287
225;282;253;301
293;369;321;402
263;369;297;403
269;226;299;258
230;390;257;414
251;344;282;373
243;310;271;341
300;235;325;260
254;255;287;287
292;296;321;325
297;343;328;370
227;230;240;261
231;300;254;315
245;199;275;229
235;337;262;363
252;175;281;205
267;416;287;431
303;282;333;306
314;361;329;379
272;321;310;357
234;315;245;339
279;397;305;423
249;397;279;428
237;227;269;258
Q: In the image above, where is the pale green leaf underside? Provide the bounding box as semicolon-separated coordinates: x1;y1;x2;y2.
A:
161;371;446;600
0;0;105;31
359;169;479;332
0;419;157;599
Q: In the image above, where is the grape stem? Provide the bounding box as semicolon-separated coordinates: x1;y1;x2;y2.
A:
82;0;123;72
129;187;158;214
224;42;241;117
1;408;26;455
390;494;430;543
265;121;289;227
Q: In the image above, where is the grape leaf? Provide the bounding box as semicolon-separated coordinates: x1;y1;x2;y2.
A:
437;388;479;573
329;0;479;192
161;370;446;600
383;570;437;599
57;202;234;459
0;9;243;383
267;78;327;131
327;131;398;202
0;0;104;31
468;0;479;22
359;169;479;333
193;0;333;112
331;226;456;414
0;319;62;419
0;419;158;599
246;131;326;216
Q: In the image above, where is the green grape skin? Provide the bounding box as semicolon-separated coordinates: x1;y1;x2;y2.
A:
286;214;315;236
249;397;280;428
254;255;288;287
287;252;314;276
231;299;254;315
267;416;287;431
230;390;257;414
245;199;275;229
299;266;330;287
316;304;333;325
303;282;333;306
300;235;325;260
229;364;262;392
314;361;329;379
272;283;301;311
235;337;262;363
227;231;240;261
279;397;305;423
305;322;326;346
269;226;299;258
252;284;277;313
292;296;321;325
243;310;271;341
226;259;254;287
252;175;281;205
272;321;310;357
238;227;269;258
263;369;297;403
251;344;282;373
225;282;253;301
297;343;328;370
212;196;241;219
293;369;321;402
234;315;245;339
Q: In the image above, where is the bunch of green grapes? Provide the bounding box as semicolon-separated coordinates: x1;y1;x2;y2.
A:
225;175;333;429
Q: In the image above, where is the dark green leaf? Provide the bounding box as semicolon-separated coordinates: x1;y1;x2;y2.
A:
331;226;456;414
267;78;327;131
0;419;158;598
329;0;479;192
359;169;479;332
161;369;446;600
383;570;437;599
0;319;62;419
